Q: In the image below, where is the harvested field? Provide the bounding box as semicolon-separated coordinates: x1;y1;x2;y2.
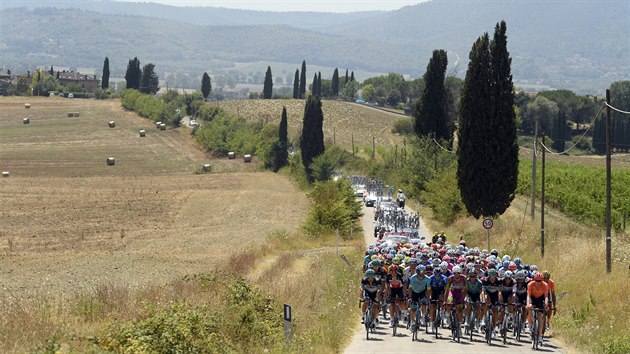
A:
219;99;405;149
0;97;308;298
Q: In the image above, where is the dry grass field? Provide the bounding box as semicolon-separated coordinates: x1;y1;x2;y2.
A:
218;99;406;149
0;97;308;298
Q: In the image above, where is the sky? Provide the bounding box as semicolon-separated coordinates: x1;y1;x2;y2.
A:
116;0;426;13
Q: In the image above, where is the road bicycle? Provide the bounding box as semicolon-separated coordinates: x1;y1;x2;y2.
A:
484;303;498;345
450;304;462;343
530;307;547;350
499;303;511;344
361;299;377;340
512;302;526;342
465;300;482;342
431;299;443;339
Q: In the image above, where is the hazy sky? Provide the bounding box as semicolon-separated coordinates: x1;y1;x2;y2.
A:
117;0;426;13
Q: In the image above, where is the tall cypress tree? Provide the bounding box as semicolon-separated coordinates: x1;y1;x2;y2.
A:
312;73;318;96
332;68;339;96
300;95;325;181
293;69;299;99
414;49;450;140
592;114;606;154
125;57;141;90
201;72;212;99
299;60;307;99
263;66;273;99
139;63;159;94
49;65;54;76
457;20;518;219
317;72;322;97
350;71;355;82
102;57;110;89
345;69;349;83
276;106;289;170
552;109;567;152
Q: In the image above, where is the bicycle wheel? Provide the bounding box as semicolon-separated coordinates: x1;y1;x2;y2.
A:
469;311;475;342
434;308;440;339
531;315;538;350
485;312;492;345
365;307;371;340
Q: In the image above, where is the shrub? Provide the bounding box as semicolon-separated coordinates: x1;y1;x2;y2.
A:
303;179;362;238
422;166;464;225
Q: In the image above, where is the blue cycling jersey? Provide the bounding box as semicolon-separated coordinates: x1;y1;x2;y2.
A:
409;274;431;293
429;273;448;288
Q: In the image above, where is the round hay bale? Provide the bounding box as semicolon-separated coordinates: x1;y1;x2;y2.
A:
139;130;146;137
159;123;166;131
228;152;236;159
156;121;162;128
2;171;9;178
73;112;80;117
106;157;115;166
24;103;31;109
22;118;30;124
108;121;116;128
202;164;212;172
67;112;74;117
243;154;252;163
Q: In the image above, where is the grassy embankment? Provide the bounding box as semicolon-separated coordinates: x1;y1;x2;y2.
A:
420;157;630;354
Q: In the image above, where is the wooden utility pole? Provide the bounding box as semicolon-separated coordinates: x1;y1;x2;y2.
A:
605;89;612;273
352;133;355;157
541;134;546;258
531;120;538;219
372;136;375;159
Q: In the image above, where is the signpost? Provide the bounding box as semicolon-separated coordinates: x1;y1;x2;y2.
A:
284;304;292;343
483;218;493;250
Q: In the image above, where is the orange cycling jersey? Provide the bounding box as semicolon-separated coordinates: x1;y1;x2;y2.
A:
546;279;555;293
527;281;549;298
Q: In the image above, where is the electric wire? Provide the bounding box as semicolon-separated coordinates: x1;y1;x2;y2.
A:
432;138;455;153
539;103;605;155
604;102;630;115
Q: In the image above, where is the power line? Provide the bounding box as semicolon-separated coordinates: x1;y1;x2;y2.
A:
432;138;455;154
539;103;605;155
604;101;630;115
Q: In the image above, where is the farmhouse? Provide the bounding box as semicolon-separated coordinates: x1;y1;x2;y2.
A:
57;70;100;93
0;70;11;95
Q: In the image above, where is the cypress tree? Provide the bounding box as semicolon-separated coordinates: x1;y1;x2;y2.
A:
299;60;307;99
312;73;318;96
317;72;322;97
125;57;141;90
345;69;349;83
139;63;159;94
300;95;325;181
332;68;339;96
457;21;519;219
552;109;567;152
414;49;450;140
277;106;289;170
350;71;355;82
201;72;212;99
293;69;299;99
263;66;273;99
49;65;54;76
102;57;110;89
592;114;606;154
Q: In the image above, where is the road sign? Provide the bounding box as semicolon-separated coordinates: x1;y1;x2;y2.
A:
284;304;292;343
284;304;292;322
483;218;493;230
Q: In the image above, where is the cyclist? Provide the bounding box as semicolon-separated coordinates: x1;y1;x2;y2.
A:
408;264;431;331
499;270;516;334
465;268;483;331
527;272;549;343
513;270;529;331
543;270;557;330
429;266;448;331
361;269;382;326
386;264;406;327
397;189;406;209
481;268;502;339
445;265;467;331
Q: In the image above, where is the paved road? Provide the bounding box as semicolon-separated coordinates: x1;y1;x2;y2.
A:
344;203;565;354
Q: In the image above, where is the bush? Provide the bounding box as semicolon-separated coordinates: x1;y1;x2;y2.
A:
422;166;464;225
303;179;362;238
194;113;261;156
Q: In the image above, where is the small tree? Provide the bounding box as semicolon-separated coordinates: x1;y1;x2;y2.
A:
332;68;339;96
299;60;307;99
263;66;273;99
312;73;318;96
277;106;289;170
139;63;159;94
341;80;358;101
293;69;299;99
300;95;325;181
201;72;212;100
102;57;110;89
552;109;567;152
317;72;322;97
125;57;142;90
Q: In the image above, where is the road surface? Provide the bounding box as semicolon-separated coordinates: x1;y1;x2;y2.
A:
344;203;565;354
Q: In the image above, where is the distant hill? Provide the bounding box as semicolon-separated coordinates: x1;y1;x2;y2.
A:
1;0;628;93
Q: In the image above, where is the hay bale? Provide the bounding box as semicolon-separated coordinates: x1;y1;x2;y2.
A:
108;121;116;128
67;112;74;117
159;123;166;131
106;157;115;166
243;154;252;163
2;171;9;178
73;112;80;117
228;152;236;159
24;103;31;109
23;118;30;124
139;130;146;137
156;121;162;128
202;164;212;172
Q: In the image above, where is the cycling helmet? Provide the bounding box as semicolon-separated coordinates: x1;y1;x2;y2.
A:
425;264;433;271
458;256;466;264
453;265;462;274
460;240;466;246
504;270;513;278
502;260;510;269
543;270;551;279
508;262;517;271
530;265;538;272
440;261;449;271
416;265;426;272
488;269;498;277
371;260;381;267
514;257;522;265
420;253;429;259
502;255;511;262
488;262;496;269
368;249;376;255
468;268;478;276
515;270;526;280
433;266;441;273
443;255;451;262
371;255;378;261
534;272;544;281
389;264;399;273
498;269;506;278
408;258;418;266
365;269;375;277
491;249;499;256
432;258;441;266
403;256;411;264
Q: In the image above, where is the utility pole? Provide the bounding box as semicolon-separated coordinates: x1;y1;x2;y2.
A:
541;134;546;258
372;136;375;159
531;120;538;219
351;133;355;158
605;89;612;273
